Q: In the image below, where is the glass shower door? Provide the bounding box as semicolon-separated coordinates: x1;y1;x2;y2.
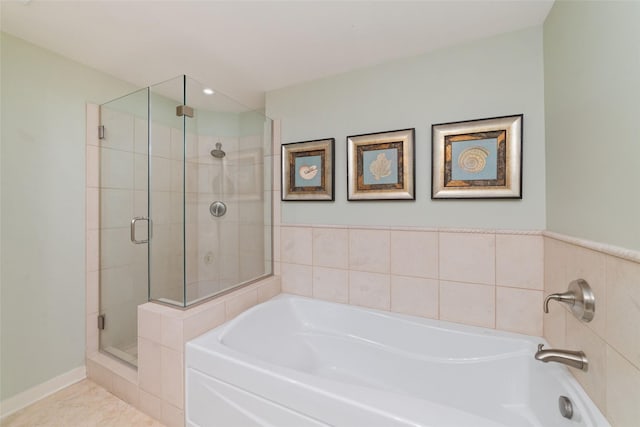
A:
98;88;149;366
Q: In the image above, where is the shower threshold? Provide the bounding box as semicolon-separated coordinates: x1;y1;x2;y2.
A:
104;343;138;367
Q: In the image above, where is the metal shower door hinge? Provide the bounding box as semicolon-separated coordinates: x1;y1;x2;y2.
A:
176;105;194;118
98;125;105;139
98;314;105;330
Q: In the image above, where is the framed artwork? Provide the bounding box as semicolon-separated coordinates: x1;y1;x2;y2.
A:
281;138;334;201
431;114;522;199
347;128;415;200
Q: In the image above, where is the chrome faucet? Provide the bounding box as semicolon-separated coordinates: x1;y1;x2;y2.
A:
535;344;588;371
544;279;595;322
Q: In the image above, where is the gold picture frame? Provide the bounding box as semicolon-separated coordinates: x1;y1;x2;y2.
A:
347;128;415;201
281;138;334;201
431;115;522;199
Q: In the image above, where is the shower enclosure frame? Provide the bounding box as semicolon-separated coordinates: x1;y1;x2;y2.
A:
96;75;274;367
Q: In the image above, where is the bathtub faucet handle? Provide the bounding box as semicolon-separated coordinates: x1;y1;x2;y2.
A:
543;279;595;322
543;292;575;313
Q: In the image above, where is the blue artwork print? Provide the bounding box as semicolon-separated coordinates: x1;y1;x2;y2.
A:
451;138;498;181
294;155;322;187
363;148;398;185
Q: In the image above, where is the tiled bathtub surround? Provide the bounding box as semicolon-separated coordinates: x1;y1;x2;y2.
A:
279;225;545;336
279;224;640;426
544;233;640;426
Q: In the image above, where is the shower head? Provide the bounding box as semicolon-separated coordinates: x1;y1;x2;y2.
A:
210;142;226;159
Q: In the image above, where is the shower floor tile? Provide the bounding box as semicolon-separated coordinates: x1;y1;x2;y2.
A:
2;379;164;427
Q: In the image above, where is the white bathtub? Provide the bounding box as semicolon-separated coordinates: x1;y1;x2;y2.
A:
185;294;609;427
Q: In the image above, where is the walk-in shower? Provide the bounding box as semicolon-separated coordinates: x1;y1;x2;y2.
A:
97;75;273;366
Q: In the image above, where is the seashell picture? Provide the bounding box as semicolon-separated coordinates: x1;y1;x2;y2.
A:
347;128;415;200
451;140;498;181
363;149;397;185
294;157;321;186
431;114;522;199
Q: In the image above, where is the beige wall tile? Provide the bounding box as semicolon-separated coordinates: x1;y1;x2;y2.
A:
349;271;390;310
280;226;312;265
440;280;495;328
313;227;349;269
391;276;438;319
566;244;607;338
151;123;172;159
134;117;149;155
138;338;162;397
162;314;184;352
496;287;543;336
565;314;607;413
100;147;134;189
86;270;99;315
543;237;568;347
606;256;640;369
349;229;390;273
273;196;281;229
390;231;438;279
313;266;349;303
138;305;162;343
161;401;185;427
225;288;259;320
100;188;134;228
280;262;313;296
257;276;281;303
544;237;569;294
86;358;114;393
183;302;226;342
112;374;139;407
138;389;162;422
86;187;99;230
150;157;171;192
86;229;99;272
439;232;495;285
86;313;99;356
101;108;134;152
161;347;184;409
273;225;281;267
606;345;640;427
86;145;100;188
496;234;543;290
100;227;133;269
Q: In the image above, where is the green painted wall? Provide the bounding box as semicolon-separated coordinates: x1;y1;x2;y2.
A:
267;27;546;230
544;0;640;251
0;33;134;400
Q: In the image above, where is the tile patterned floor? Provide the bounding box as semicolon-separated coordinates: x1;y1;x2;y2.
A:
2;379;164;427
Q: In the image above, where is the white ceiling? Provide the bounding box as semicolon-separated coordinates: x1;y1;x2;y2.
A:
1;0;554;109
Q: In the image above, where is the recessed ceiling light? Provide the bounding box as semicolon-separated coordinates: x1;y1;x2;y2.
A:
203;88;214;95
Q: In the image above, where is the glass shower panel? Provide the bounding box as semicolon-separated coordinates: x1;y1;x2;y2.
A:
148;76;187;305
142;75;273;307
183;78;273;305
98;87;149;366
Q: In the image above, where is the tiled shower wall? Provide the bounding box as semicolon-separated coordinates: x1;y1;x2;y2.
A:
277;225;545;336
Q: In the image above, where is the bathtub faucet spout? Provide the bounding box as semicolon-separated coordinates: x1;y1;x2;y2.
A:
535;344;588;371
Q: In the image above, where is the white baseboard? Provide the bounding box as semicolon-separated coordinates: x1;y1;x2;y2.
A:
0;366;86;419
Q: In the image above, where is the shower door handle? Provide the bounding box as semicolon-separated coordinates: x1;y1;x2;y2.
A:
130;217;149;244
